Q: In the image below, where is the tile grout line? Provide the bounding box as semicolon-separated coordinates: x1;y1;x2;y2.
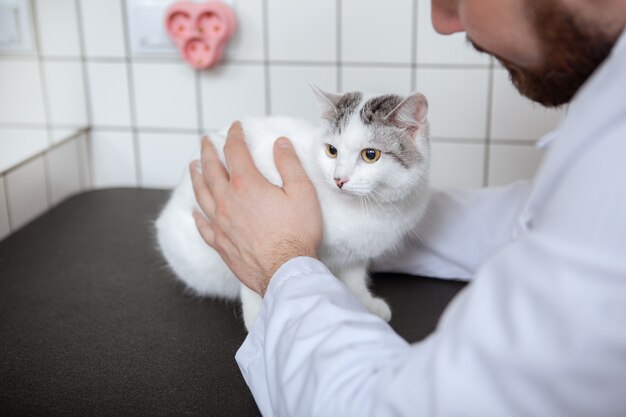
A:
74;134;86;191
2;174;13;234
82;130;94;190
482;58;495;187
29;0;52;210
410;0;418;92
42;152;54;207
195;70;204;136
74;0;93;129
28;0;53;147
0;122;540;146
262;0;271;115
120;0;142;187
73;0;94;194
2;54;495;69
336;0;342;92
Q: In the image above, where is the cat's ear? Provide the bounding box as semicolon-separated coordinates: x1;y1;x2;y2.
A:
310;84;342;119
385;92;429;132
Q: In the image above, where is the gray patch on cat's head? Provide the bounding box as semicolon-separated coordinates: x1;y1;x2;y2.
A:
371;126;423;169
360;94;404;125
360;95;425;169
327;92;363;134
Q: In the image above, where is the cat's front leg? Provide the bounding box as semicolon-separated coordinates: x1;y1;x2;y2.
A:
335;264;392;322
240;284;263;331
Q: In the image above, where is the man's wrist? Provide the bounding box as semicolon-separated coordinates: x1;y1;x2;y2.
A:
260;255;327;297
260;247;319;297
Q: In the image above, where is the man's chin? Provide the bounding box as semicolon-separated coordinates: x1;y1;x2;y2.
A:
498;59;572;108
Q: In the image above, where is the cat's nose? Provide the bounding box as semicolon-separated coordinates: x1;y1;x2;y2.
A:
334;177;349;189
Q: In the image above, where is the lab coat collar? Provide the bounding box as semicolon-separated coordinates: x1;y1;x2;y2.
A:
541;25;626;167
521;26;626;231
563;26;626;138
535;26;626;151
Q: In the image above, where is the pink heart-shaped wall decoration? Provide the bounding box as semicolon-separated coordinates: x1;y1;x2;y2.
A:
165;1;236;70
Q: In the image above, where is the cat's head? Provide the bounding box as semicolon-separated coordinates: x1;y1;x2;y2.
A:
311;85;430;203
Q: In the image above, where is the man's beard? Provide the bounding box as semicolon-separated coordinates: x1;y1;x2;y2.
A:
471;2;616;107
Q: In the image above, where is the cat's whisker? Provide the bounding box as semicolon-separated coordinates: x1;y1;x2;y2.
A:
366;190;394;218
359;195;370;221
366;195;375;220
369;189;423;242
365;194;374;221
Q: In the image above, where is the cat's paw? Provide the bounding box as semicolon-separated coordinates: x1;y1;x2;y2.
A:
364;297;392;322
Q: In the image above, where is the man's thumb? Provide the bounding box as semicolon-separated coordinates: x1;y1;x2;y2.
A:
274;137;311;192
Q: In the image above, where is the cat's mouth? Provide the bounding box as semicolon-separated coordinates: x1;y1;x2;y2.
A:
334;184;372;198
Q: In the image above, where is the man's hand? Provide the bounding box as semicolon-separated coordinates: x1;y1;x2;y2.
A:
190;122;323;296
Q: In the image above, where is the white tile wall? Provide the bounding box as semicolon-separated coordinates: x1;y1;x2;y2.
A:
43;61;89;126
267;0;337;62
342;0;413;64
90;130;137;188
341;66;412;95
79;0;127;58
416;0;489;66
488;144;544;186
200;64;266;129
227;0;265;61
430;141;485;188
0;0;569;241
5;156;49;231
491;69;566;141
269;65;337;122
0;177;10;240
87;62;132;127
34;0;81;57
132;62;198;129
0;128;49;173
416;68;490;139
0;60;47;124
0;131;90;241
46;139;82;205
138;132;199;188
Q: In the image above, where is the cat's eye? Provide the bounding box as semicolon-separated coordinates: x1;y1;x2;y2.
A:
325;144;338;159
361;148;381;163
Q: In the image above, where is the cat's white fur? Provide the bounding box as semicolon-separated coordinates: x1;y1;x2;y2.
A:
156;91;430;330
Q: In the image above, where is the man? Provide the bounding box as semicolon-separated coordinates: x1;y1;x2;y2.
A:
189;0;626;415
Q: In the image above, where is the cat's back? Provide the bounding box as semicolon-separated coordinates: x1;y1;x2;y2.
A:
210;116;319;186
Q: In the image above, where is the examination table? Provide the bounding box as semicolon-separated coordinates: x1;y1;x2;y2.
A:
0;189;466;416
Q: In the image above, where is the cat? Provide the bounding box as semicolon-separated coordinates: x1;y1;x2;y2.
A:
155;86;431;330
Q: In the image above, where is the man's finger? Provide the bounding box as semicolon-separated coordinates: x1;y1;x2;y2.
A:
192;209;216;248
223;121;260;178
273;137;313;194
201;136;228;193
190;160;215;216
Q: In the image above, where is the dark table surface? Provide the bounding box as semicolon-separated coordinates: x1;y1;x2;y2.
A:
0;189;466;416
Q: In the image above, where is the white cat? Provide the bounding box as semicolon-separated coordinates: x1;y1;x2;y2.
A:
156;87;431;330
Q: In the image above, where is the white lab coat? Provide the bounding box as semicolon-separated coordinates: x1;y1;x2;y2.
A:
235;29;626;417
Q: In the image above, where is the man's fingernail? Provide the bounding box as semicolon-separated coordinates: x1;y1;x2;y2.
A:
191;159;202;173
276;137;291;149
228;121;241;133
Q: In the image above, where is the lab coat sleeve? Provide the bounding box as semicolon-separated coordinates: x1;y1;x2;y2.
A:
372;181;530;280
236;256;413;417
